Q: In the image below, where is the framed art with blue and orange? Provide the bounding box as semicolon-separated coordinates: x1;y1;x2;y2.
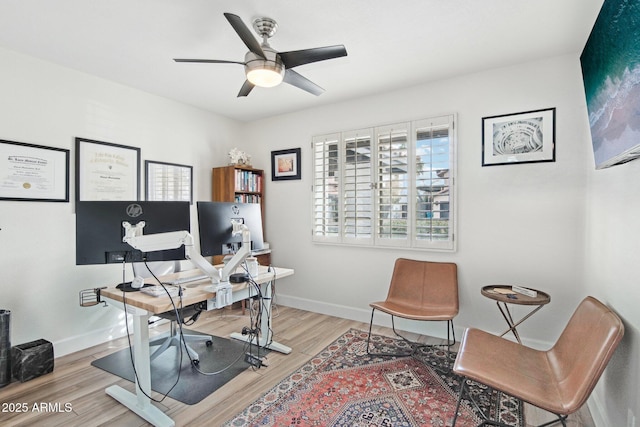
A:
271;147;301;181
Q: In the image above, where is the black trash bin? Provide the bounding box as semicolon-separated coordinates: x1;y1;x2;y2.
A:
0;309;10;387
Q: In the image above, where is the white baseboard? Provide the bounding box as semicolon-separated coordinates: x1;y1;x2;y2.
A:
53;324;129;357
274;294;459;341
53;317;167;358
588;393;610;427
274;293;553;347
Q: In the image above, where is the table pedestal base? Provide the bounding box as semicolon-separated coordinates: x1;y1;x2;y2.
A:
496;301;545;344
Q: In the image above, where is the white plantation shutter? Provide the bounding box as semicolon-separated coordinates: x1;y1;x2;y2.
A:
312;134;341;242
413;116;454;250
312;114;455;251
342;129;373;245
375;123;410;247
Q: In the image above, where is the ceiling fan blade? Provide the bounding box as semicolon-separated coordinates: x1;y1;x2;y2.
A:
173;58;245;65
279;45;347;69
283;69;324;96
224;13;266;59
237;80;255;97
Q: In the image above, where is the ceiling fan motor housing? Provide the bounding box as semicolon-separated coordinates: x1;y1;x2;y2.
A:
244;47;285;87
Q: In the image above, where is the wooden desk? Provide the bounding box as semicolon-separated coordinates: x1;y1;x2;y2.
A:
100;265;293;427
481;285;550;344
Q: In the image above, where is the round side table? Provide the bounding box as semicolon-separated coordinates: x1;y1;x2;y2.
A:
481;285;551;344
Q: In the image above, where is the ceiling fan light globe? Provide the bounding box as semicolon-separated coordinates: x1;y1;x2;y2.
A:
247;67;284;87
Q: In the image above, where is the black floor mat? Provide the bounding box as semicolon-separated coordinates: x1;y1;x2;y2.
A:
91;330;266;405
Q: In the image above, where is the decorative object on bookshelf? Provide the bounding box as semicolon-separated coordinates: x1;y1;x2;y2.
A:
228;147;251;166
271;148;301;181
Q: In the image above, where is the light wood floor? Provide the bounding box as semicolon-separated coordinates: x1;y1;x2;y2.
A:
0;305;595;427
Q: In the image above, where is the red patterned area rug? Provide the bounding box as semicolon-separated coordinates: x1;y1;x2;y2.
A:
224;329;524;426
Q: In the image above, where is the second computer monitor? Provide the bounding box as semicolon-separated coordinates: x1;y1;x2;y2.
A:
197;201;264;257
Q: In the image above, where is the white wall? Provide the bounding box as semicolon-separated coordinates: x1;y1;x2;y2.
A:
244;54;591;344
0;46;240;356
584;157;640;425
242;54;634;424
1;44;635;425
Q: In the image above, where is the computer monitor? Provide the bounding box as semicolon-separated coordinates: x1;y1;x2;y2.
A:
197;201;264;257
75;201;191;265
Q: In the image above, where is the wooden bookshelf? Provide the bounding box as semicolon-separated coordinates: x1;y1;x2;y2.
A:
211;165;270;266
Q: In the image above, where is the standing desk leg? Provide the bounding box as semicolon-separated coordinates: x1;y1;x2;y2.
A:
105;307;175;427
230;281;292;354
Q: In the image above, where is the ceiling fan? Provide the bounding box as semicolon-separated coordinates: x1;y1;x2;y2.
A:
174;13;347;97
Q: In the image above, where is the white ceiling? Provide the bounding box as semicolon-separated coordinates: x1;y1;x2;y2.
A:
0;0;603;123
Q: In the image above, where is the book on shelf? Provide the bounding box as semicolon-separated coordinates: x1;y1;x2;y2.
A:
234;194;262;204
234;169;262;193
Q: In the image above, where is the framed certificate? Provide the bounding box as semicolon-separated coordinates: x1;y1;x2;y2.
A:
75;137;140;201
0;139;70;202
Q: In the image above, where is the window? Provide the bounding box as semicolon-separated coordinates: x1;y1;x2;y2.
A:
312;114;456;251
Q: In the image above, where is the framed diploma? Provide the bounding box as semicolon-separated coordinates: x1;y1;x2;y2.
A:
75;137;140;201
0;139;70;202
482;108;556;166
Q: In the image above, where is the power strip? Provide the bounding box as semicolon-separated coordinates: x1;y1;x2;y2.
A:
244;352;267;368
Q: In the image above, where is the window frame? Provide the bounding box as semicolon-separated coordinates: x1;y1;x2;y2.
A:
312;114;456;252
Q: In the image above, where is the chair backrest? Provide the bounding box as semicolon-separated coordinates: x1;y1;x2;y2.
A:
386;258;458;314
547;296;624;413
132;260;181;279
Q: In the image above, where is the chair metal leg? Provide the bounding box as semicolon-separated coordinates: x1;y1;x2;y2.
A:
453;377;514;427
451;377;465;427
453;376;568;427
366;308;456;364
366;309;414;357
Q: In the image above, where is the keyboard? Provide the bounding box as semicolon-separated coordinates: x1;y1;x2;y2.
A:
140;285;181;298
165;274;210;285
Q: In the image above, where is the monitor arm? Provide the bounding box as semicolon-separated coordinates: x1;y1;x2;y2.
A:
122;221;221;284
121;220;253;285
219;220;252;282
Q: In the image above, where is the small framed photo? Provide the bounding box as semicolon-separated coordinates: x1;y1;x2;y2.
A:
145;160;193;204
271;148;301;181
482;108;556;166
0;139;70;202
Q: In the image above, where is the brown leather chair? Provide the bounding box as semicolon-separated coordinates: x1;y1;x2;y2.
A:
367;258;459;358
452;296;624;427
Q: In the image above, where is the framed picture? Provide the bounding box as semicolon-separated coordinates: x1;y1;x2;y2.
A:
271;148;301;181
0;139;70;202
482;108;556;166
145;160;193;204
75;137;140;201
